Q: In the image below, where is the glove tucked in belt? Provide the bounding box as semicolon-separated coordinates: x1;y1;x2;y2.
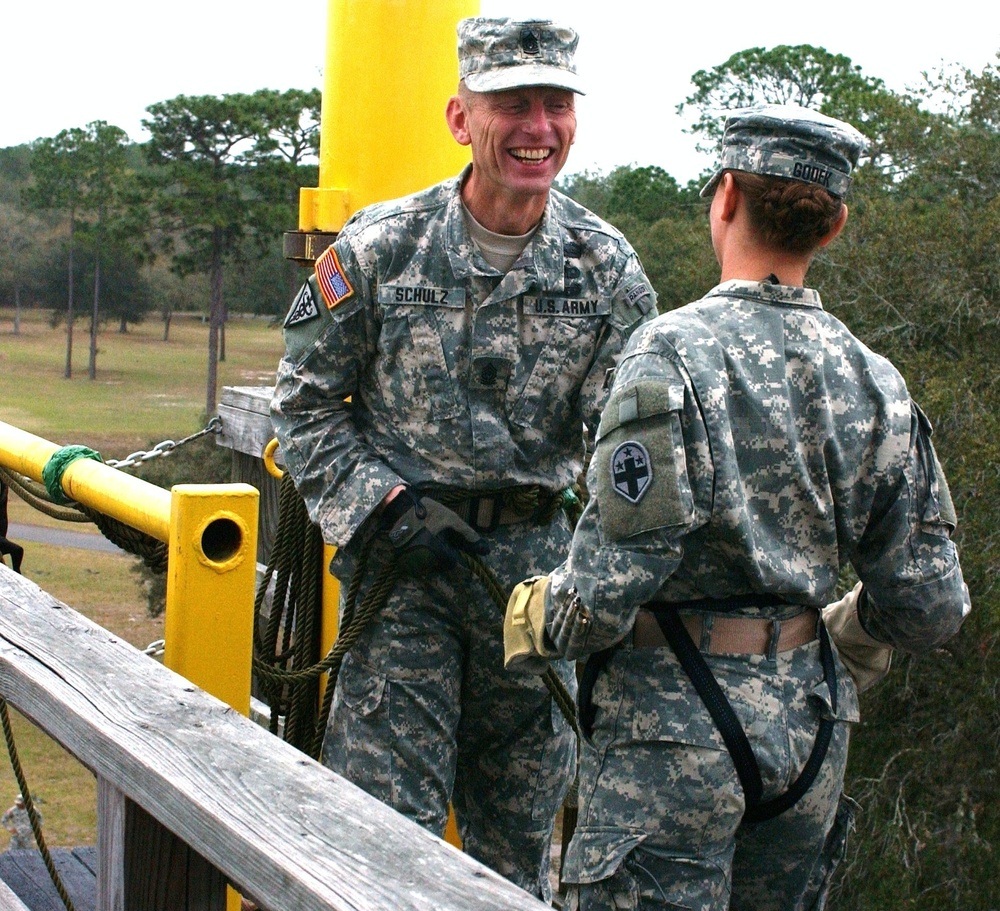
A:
380;487;489;575
822;582;893;693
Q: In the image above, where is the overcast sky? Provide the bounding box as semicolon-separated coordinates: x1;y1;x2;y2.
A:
3;1;998;183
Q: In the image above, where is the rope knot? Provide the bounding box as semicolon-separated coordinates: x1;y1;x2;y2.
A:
41;446;104;505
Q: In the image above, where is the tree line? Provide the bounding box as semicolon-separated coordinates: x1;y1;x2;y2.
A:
2;45;999;907
0;87;321;415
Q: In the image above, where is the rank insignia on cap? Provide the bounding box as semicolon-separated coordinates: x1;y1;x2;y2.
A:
284;281;320;328
315;247;354;309
611;441;652;503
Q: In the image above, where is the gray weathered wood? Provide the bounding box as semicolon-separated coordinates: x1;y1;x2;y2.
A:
216;386;276;461
97;779;124;911
0;565;549;911
0;849;96;911
218;386;282;566
0;877;31;911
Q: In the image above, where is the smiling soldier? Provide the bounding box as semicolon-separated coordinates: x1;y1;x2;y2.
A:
271;16;656;900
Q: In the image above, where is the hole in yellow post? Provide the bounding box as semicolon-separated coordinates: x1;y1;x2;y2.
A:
201;516;243;563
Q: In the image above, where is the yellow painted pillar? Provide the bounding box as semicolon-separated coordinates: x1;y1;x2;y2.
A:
163;484;258;715
162;484;259;911
298;0;478;233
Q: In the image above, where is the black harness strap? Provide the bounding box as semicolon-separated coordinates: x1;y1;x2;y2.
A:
652;602;838;824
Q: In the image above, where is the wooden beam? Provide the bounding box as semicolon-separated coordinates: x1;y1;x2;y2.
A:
0;566;549;911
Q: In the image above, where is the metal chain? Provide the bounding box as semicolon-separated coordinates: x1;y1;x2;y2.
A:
143;639;165;659
106;416;223;470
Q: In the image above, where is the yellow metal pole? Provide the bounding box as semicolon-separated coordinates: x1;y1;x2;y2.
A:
160;483;258;911
0;421;171;541
298;0;479;233
162;484;258;716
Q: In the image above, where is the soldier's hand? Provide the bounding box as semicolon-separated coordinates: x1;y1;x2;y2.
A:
380;488;489;574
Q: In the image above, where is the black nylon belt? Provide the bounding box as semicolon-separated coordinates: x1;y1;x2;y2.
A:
650;601;838;823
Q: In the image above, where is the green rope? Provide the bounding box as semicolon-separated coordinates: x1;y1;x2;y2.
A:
41;446;103;505
252;488;581;763
0;698;77;911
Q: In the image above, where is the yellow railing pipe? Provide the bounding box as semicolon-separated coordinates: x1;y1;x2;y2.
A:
298;0;478;233
0;421;256;717
0;420;171;542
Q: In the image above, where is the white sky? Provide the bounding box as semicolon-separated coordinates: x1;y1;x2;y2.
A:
3;1;998;183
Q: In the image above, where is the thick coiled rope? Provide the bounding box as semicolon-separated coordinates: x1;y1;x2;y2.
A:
252;477;581;762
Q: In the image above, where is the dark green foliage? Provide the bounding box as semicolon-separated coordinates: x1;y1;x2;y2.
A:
41;237;154;330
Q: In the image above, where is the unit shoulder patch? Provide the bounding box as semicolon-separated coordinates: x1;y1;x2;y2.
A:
610;441;652;504
284;281;321;328
315;247;355;309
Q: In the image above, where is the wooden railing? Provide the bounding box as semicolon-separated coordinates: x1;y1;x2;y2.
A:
0;563;548;911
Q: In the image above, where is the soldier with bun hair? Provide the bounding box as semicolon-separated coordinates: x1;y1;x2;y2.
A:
505;104;971;910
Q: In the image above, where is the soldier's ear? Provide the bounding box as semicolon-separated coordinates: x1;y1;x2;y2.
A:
446;95;472;147
818;204;849;248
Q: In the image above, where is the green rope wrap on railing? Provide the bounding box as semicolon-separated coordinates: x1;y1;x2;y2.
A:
40;446;104;505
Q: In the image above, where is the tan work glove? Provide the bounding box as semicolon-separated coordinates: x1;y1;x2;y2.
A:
504;575;557;674
822;582;893;694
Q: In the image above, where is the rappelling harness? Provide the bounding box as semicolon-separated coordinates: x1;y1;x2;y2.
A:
580;594;837;824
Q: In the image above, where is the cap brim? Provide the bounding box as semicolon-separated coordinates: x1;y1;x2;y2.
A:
464;64;585;95
699;169;723;199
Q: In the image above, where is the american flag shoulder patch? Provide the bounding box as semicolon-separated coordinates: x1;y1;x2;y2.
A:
315;247;355;309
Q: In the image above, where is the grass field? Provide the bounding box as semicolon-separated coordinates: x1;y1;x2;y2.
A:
0;305;287;849
0;307;285;456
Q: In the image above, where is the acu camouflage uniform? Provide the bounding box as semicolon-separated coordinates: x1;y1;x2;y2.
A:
2;800;36;851
514;104;972;910
548;281;969;911
546;280;970;910
271;168;656;898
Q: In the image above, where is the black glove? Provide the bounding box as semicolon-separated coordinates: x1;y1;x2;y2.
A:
379;488;489;574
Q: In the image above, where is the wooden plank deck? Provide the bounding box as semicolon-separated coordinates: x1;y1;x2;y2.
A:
0;848;95;911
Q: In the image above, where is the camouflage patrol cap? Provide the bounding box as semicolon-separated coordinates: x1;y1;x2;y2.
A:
700;104;868;198
457;17;585;95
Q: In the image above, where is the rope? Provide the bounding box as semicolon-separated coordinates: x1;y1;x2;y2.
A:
0;468;91;523
41;446;104;505
251;482;581;765
0;467;169;573
0;698;77;911
461;552;580;739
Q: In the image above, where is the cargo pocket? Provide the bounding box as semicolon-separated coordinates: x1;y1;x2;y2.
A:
562;825;646;885
326;657;391;789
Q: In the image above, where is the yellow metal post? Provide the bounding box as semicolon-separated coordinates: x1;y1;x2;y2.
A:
160;483;258;911
163;484;258;715
298;0;479;233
